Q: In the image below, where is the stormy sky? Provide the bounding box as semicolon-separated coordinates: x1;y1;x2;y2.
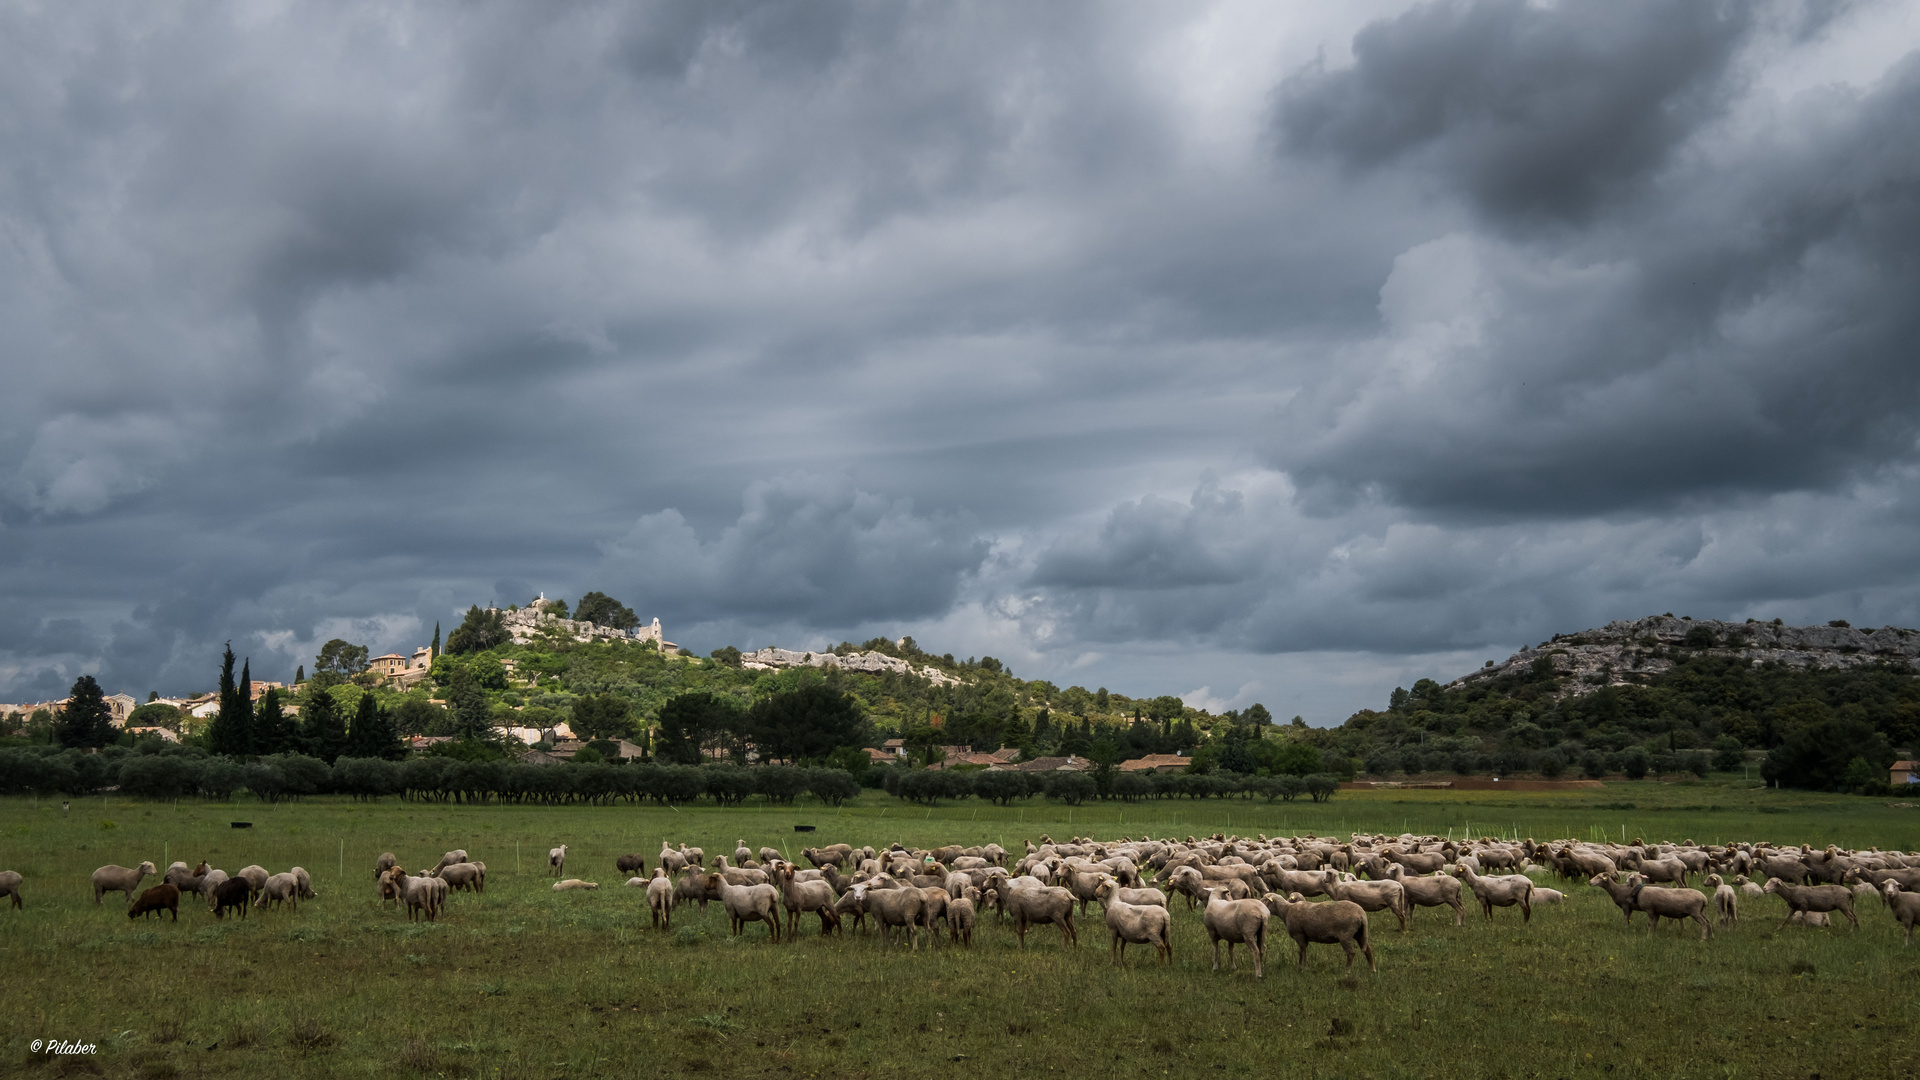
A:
5;0;1920;723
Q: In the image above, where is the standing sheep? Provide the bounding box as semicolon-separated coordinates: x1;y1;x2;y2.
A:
1094;881;1172;965
1454;866;1532;923
861;884;927;950
0;870;23;909
1625;879;1712;940
129;883;180;922
1763;879;1858;932
1201;887;1269;979
92;861;158;907
211;876;251;920
234;865;270;901
615;853;647;879
646;868;673;931
164;861;210;898
1006;882;1078;950
1706;874;1737;927
1263;893;1376;972
1883;882;1920;945
261;872;300;912
711;875;781;942
440;862;484;894
290;866;317;900
947;889;978;946
431;850;469;876
549;845;569;877
374;852;398;879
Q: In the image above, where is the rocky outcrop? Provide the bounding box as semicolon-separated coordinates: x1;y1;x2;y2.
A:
740;647;958;686
1451;615;1920;697
499;598;668;648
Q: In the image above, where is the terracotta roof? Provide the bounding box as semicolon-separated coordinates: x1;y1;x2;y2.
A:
1118;753;1189;773
1011;755;1089;772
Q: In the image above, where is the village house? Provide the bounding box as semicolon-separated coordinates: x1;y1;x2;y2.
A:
1893;760;1919;786
1117;753;1190;774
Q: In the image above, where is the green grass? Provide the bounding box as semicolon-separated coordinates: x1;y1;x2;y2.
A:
3;781;1918;1079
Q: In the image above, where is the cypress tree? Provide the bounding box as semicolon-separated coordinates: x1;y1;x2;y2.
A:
207;643;252;757
57;674;115;749
431;622;441;658
254;687;289;756
303;686;348;763
295;664;305;685
347;692;404;760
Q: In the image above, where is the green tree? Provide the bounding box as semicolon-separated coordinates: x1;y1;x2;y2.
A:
313;639;370;684
1269;740;1322;776
1762;716;1893;792
57;674;116;749
346;692;404;760
254;688;293;756
206;643;252;757
445;605;509;655
655;692;743;765
447;665;497;742
431;622;441;658
392;696;444;737
126;701;181;730
572;693;637;741
574;591;639;630
710;646;743;667
1146;695;1185;723
1243;703;1274;726
300;686;349;763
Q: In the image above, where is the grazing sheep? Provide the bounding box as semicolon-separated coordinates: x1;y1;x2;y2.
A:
1005;882;1078;950
1454;865;1532;923
759;846;783;865
549;845;569;877
615;853;647;879
128;883;180;922
1763;879;1858;932
552;879;599;892
647;869;673;931
680;845;705;867
376;865;405;908
860;885;927;950
1883;882;1920;945
1167;866;1211;911
440;862;484;894
832;887;867;935
235;865;269;901
1201;887;1269;979
164;861;210;898
1386;865;1466;926
710;874;781;942
1263;894;1376;972
1626;879;1712;940
261;872;300;912
92;861;158;907
1706;874;1737;927
772;863;840;938
211;876;252;920
1103;885;1169;910
374;852;397;879
1094;881;1172;965
201;869;230;910
0;870;21;909
674;866;718;911
803;844;854;869
430;850;469;876
659;843;689;874
734;840;754;865
290;866;317;900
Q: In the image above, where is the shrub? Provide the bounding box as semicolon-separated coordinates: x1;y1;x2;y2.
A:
1042;771;1096;805
805;768;860;806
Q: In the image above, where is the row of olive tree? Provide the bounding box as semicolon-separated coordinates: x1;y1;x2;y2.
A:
879;766;1342;806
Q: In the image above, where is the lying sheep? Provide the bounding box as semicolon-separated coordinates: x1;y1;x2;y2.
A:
647;869;673;931
549;845;569;877
1735;874;1766;901
92;861;157;907
211;876;252;920
1095;881;1172;965
1533;888;1566;904
1884;882;1920;945
129;883;180;922
552;878;599;892
1788;910;1831;928
0;870;20;909
1263;893;1375;972
261;872;300;912
1763;879;1858;932
1201;886;1268;979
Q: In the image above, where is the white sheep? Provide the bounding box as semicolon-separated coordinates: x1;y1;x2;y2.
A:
549;845;568;877
552;878;599;891
91;862;157;907
1095;880;1172;965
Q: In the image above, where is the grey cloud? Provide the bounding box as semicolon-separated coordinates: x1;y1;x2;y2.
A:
1275;0;1767;223
602;474;990;629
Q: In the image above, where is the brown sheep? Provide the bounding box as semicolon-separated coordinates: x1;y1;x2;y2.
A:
0;870;22;909
92;861;157;906
377;864;405;908
128;883;180;922
1763;879;1858;931
615;853;647;879
1883;882;1920;945
1263;893;1375;972
1201;886;1268;979
211;876;251;920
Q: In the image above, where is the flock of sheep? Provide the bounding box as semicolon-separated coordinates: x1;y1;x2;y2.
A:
12;832;1919;974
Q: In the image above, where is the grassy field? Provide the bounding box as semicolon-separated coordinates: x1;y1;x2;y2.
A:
3;780;1918;1079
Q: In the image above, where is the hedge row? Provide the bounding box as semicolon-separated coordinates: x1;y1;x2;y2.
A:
881;767;1342;805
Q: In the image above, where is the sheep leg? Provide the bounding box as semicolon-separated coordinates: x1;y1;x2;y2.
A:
1520;899;1531;924
1695;912;1711;941
1844;907;1859;932
1111;934;1122;965
1211;936;1223;972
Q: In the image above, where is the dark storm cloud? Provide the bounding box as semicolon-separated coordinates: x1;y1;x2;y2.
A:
1;1;1917;721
